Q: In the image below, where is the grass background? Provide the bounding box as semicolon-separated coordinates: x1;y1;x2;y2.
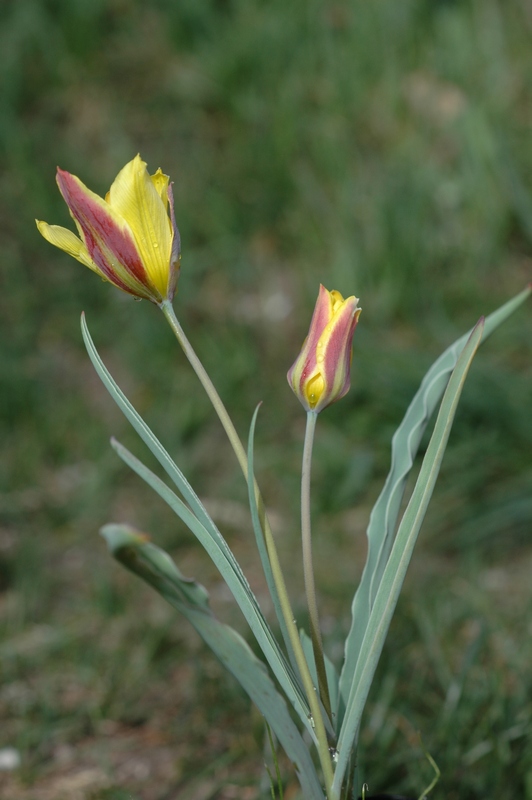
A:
1;0;532;797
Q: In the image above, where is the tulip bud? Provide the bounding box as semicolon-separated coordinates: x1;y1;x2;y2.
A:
36;155;180;304
287;285;361;413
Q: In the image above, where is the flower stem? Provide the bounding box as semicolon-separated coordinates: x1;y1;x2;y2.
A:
302;411;332;722
159;300;337;798
160;300;248;476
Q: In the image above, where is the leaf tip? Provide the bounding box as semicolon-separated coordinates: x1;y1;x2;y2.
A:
472;316;485;337
100;522;151;550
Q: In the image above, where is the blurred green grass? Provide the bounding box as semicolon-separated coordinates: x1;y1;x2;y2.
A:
1;0;532;797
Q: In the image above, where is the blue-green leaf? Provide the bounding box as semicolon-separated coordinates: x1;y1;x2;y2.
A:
246;406;302;680
338;286;531;722
101;524;325;800
333;320;484;793
300;628;340;726
81;315;314;739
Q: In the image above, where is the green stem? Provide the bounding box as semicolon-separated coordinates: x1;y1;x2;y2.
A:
160;301;248;476
160;300;337;798
302;411;332;722
257;485;337;798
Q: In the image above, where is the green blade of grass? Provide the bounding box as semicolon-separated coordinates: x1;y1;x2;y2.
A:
110;437;313;737
332;319;484;794
338;285;531;722
101;524;326;800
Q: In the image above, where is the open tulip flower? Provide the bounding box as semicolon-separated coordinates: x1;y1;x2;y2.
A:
288;284;361;413
36;155;181;304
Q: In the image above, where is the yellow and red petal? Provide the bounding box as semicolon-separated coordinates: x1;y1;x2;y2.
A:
314;298;360;411
107;155;173;299
56;167;155;300
287;285;334;400
36;221;100;274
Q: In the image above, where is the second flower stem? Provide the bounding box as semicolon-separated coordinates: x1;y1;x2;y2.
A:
302;410;332;722
160;300;336;798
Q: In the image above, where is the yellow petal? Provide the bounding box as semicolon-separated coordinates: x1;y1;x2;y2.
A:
330;290;346;314
36;220;102;276
107;155;173;298
150;168;170;211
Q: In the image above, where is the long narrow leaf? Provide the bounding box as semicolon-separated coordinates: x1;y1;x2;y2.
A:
81;315;313;737
110;437;313;737
247;405;301;679
300;629;340;726
332;320;484;794
81;313;221;538
338;286;530;717
101;524;326;800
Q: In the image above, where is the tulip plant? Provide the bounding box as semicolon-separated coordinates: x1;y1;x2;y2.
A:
38;156;530;799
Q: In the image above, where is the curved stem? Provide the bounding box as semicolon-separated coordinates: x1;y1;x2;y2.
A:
302;411;332;722
159;300;337;798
